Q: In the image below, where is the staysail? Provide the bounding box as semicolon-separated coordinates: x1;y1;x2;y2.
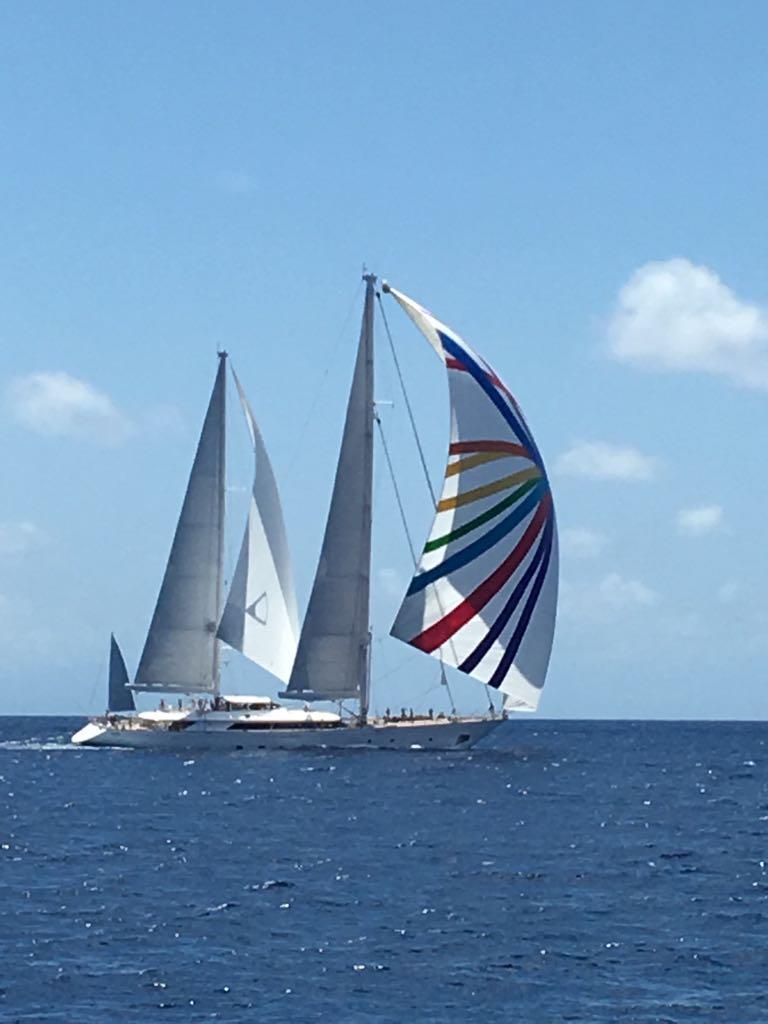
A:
108;634;135;712
217;368;300;682
282;275;375;706
132;354;227;694
384;285;558;711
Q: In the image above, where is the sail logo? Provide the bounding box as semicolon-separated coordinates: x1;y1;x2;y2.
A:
246;592;268;625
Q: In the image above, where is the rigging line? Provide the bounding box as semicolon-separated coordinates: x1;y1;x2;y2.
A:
371;649;422;685
438;660;458;720
85;649;107;715
378;289;499;721
376;291;437;506
286;279;364;471
375;408;457;718
376;298;460;717
374;409;417;566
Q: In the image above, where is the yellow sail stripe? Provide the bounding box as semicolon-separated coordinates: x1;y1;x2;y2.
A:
438;466;541;511
446;450;527;477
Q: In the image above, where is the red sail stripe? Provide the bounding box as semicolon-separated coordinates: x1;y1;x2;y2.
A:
446;357;526;423
449;440;530;457
409;493;552;654
485;369;513;401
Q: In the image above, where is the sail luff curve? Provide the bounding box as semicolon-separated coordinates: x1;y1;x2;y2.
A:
282;276;375;703
385;285;558;711
132;357;227;694
217;368;300;683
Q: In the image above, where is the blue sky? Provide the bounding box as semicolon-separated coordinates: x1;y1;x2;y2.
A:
1;1;767;717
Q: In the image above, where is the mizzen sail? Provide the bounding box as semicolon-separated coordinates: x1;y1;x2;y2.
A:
217;368;300;682
133;355;227;694
384;285;558;711
108;634;135;712
283;276;375;705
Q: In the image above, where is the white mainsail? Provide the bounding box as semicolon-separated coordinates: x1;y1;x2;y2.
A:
282;275;375;707
217;369;300;683
108;634;135;713
133;355;227;694
384;285;558;711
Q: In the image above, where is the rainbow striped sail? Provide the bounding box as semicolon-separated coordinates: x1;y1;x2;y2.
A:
385;285;558;711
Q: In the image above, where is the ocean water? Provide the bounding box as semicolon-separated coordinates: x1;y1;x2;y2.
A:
0;719;766;1023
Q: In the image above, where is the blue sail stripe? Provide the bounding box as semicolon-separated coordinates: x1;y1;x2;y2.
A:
487;520;555;689
438;332;544;469
459;515;553;675
407;480;546;596
473;351;541;459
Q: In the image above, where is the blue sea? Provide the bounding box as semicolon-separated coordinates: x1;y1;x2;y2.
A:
0;718;766;1023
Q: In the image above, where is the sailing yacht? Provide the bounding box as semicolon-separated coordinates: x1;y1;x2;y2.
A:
72;276;557;750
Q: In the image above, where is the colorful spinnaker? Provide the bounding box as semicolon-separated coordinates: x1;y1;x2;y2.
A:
385;285;558;711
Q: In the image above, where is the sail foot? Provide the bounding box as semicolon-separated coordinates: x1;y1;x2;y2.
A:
277;689;337;703
283;633;366;702
129;680;216;695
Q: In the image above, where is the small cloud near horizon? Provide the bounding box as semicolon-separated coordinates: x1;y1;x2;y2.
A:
555;441;658;481
0;521;47;556
677;504;723;537
561;571;658;624
560;527;607;559
718;580;739;604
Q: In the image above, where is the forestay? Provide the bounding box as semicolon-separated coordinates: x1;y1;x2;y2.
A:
385;285;558;711
133;356;226;694
217;368;300;682
283;276;375;705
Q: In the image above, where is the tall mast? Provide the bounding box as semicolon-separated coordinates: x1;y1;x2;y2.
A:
359;273;376;721
212;350;228;697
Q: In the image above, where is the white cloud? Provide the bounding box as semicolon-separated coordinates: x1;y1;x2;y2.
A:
560;527;607;559
658;609;702;641
8;372;132;443
561;572;658;623
0;521;47;556
608;258;768;390
555;441;658;481
677;504;723;537
216;171;258;194
717;580;739;604
596;572;657;609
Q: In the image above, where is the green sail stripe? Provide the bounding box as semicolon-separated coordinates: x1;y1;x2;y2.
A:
424;476;541;553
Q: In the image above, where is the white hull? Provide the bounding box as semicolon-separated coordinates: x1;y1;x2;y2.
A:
71;717;502;752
